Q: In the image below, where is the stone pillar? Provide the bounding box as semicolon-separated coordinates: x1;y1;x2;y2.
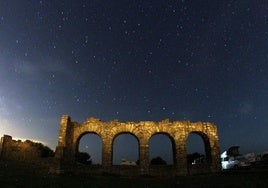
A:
54;115;75;173
58;115;70;147
209;139;221;172
175;142;188;176
139;141;149;175
55;115;70;159
102;136;112;170
0;135;12;160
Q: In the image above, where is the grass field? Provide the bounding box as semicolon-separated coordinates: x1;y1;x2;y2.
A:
1;161;268;188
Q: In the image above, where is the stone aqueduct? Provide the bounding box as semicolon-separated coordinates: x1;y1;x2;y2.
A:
55;115;221;176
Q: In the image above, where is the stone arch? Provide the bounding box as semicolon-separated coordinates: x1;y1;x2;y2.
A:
186;131;212;164
75;131;103;164
75;132;102;153
149;132;176;165
55;115;221;176
111;132;140;165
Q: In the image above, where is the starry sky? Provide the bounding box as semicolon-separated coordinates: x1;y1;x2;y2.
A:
0;1;268;164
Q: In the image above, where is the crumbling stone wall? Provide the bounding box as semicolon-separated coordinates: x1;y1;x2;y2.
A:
0;135;44;163
55;115;221;176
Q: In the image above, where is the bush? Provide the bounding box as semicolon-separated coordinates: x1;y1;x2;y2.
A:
25;140;54;157
150;156;167;165
75;152;92;164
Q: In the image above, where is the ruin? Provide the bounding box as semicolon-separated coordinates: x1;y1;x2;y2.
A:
55;115;221;176
0;135;53;163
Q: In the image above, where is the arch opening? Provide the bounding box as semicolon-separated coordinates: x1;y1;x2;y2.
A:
149;133;175;165
186;132;212;168
112;132;139;165
76;132;102;165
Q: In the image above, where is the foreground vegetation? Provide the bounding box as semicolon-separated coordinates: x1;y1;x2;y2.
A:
1;161;268;188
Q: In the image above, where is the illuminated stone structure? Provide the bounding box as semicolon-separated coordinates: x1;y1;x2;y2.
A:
55;115;221;176
0;135;44;162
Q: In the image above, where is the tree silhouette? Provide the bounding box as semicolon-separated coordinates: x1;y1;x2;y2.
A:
187;152;205;164
150;156;167;165
75;152;92;165
25;140;54;157
40;145;54;157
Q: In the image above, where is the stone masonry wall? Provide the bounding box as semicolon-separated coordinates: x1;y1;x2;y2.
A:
0;135;43;163
55;115;221;176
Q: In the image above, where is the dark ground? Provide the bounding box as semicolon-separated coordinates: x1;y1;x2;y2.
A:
1;161;268;188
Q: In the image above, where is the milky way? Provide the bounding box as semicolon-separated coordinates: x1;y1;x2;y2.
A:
0;1;268;164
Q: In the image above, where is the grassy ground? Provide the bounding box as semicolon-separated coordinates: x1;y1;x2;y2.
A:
1;161;268;188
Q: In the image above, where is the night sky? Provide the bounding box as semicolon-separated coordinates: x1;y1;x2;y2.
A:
0;1;268;164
